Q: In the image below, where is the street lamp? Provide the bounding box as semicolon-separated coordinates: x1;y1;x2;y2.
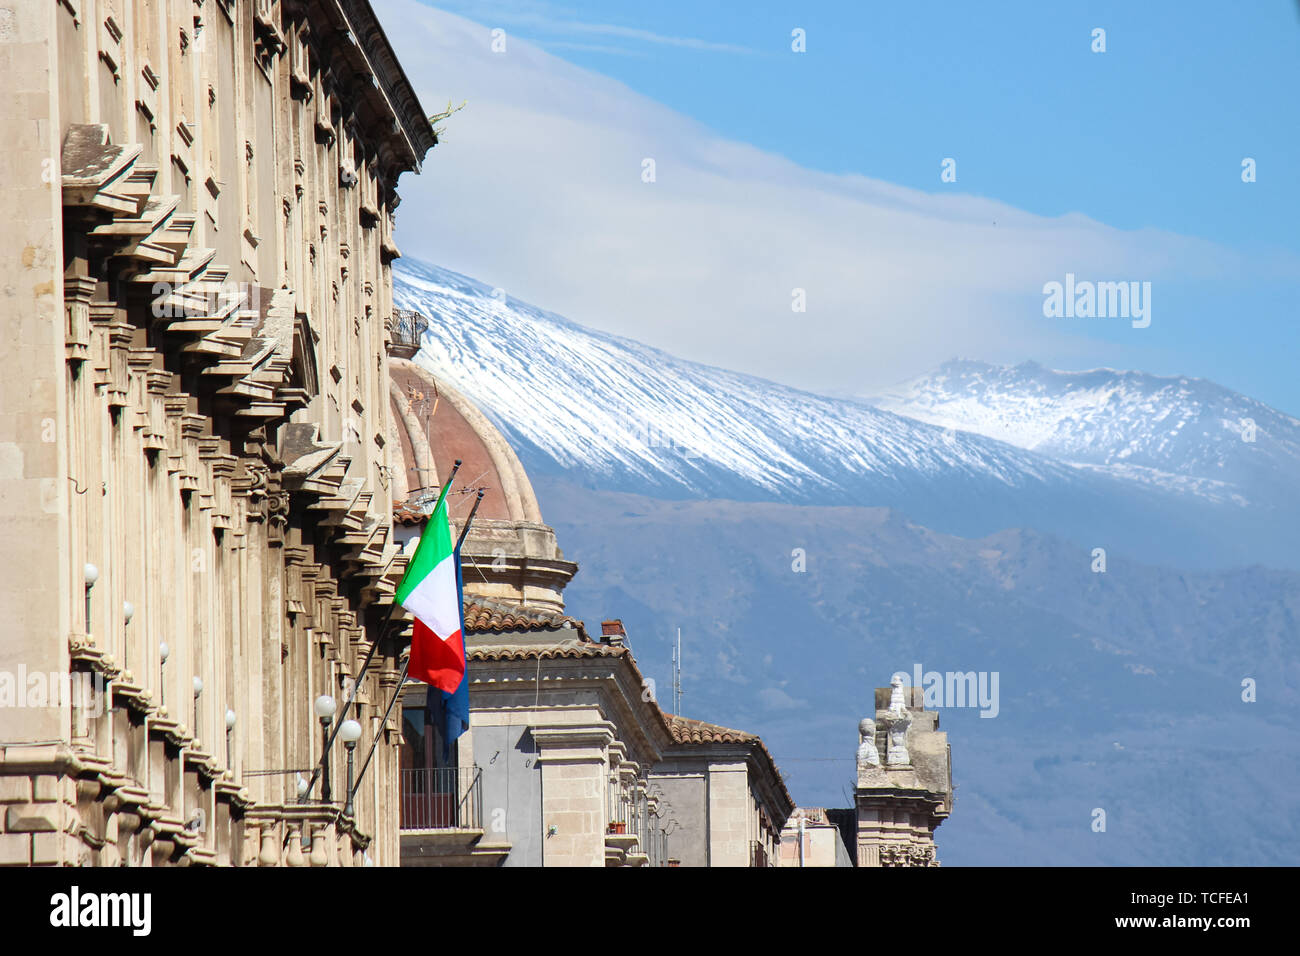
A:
158;641;169;708
192;675;204;740
82;563;98;633
314;694;336;802
339;719;362;817
225;708;237;769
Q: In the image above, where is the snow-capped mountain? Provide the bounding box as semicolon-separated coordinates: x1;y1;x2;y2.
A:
394;261;1076;498
393;259;1296;569
866;359;1300;505
391;257;1300;865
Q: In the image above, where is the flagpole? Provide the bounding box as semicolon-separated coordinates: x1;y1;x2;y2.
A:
456;489;485;551
346;656;409;809
299;459;462;805
347;489;485;806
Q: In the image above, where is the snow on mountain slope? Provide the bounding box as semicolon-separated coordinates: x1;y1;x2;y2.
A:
387;256;1300;864
392;259;1296;568
866;359;1300;503
393;261;1083;499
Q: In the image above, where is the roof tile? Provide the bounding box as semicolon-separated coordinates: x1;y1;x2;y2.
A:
461;598;586;639
662;713;794;815
663;714;756;745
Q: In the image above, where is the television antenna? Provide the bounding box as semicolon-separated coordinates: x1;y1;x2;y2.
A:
671;627;683;715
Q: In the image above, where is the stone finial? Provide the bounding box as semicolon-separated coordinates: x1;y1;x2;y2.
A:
856;717;880;769
884;713;911;765
888;674;908;715
883;677;911;765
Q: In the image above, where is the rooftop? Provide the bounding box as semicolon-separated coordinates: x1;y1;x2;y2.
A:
462;598;586;639
662;713;795;817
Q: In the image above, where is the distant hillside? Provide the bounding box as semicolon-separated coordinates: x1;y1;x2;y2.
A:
393;256;1300;865
535;478;1300;866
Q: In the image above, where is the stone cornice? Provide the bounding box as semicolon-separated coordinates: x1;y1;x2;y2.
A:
855;786;950;819
531;724;616;761
69;632;122;681
0;742;88;777
659;741;796;826
213;778;254;812
307;0;436;177
469;653;671;766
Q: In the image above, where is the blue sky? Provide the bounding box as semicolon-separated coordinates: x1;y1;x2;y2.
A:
394;1;1300;415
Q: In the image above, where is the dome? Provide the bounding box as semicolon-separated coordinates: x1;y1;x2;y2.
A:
388;357;576;612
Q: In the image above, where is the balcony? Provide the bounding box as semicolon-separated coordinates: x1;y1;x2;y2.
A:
388;308;429;359
605;777;669;866
400;766;507;866
400;766;482;831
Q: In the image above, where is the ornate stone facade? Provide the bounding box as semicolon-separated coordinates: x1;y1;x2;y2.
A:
0;0;434;865
854;681;953;867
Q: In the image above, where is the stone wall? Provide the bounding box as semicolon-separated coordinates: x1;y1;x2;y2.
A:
0;0;433;866
398;631;672;867
650;747;788;867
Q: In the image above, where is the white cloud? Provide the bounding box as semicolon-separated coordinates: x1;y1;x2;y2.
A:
758;687;808;711
377;0;1265;395
547;21;754;54
424;0;755;54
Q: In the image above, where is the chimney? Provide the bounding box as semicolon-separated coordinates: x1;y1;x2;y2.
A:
600;619;626;646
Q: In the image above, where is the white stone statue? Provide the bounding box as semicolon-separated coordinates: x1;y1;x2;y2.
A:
885;714;911;765
856;717;880;769
888;673;908;715
883;676;911;765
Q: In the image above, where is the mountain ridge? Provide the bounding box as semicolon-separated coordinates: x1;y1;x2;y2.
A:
866;357;1300;500
393;258;1298;570
389;256;1299;865
532;476;1300;866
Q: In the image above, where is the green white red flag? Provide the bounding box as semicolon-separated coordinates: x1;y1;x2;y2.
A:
395;492;465;693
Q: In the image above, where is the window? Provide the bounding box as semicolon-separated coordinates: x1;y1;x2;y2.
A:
400;704;458;770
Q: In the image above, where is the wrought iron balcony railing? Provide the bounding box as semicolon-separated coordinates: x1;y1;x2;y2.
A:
607;776;629;831
399;766;482;831
389;308;429;358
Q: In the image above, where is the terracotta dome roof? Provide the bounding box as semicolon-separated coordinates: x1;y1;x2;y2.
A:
388;357;542;524
387;356;576;612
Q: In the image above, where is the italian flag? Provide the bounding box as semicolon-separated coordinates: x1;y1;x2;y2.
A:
396;493;465;694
